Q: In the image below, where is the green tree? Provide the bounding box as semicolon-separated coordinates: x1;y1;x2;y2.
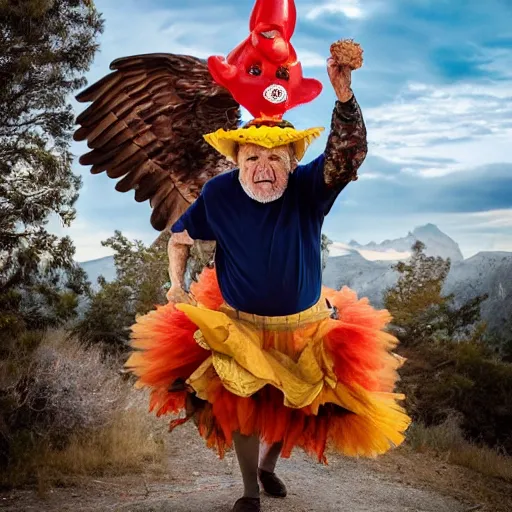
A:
386;243;512;451
385;241;451;343
385;241;487;344
75;232;169;352
0;0;103;338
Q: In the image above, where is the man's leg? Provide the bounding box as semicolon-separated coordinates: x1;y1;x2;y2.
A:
233;432;260;498
259;441;282;472
258;441;287;498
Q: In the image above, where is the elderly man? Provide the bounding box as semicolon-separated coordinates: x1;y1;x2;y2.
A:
74;1;409;508
155;59;386;512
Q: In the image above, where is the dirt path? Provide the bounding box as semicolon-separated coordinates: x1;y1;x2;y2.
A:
0;424;480;512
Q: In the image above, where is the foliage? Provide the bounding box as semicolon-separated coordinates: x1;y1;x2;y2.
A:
74;231;169;351
0;0;103;337
385;241;488;344
385;241;511;452
407;415;512;483
0;330;165;486
399;341;512;454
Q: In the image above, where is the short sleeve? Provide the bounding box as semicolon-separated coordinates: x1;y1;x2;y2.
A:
171;191;216;241
295;153;348;216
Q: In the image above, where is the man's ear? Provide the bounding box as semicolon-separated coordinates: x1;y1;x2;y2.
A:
229;143;240;166
288;146;299;172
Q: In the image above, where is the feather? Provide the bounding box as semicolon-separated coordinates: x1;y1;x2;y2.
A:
74;53;241;230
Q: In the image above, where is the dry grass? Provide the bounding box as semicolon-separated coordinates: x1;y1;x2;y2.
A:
40;406;166;480
1;330;167;488
407;416;512;482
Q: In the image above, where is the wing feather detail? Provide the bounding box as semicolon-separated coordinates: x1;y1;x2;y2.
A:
74;53;240;231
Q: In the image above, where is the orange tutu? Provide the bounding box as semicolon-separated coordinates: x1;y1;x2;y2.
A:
126;267;410;462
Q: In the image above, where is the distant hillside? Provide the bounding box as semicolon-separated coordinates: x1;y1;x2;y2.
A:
80;256;116;289
323;252;396;306
324;249;512;340
78;225;511;339
349;223;464;262
446;252;512;337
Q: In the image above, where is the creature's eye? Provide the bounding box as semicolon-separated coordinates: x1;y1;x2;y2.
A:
247;156;258;161
248;65;262;76
269;154;281;161
276;67;290;81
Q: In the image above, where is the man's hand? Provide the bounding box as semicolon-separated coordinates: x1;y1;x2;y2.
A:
328;39;364;103
166;284;194;304
327;58;353;103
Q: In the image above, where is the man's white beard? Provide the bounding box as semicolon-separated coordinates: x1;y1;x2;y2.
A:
239;176;288;203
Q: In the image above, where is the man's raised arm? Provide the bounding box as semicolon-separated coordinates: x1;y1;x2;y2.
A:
323;52;368;189
324;95;367;189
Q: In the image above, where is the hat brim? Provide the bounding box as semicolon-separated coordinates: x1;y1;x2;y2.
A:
203;125;324;162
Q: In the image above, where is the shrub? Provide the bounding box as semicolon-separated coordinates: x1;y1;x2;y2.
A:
0;330;165;486
399;341;512;453
408;415;512;482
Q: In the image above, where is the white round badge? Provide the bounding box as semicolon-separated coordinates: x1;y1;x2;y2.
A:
263;84;288;104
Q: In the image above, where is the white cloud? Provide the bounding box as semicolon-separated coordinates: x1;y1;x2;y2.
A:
441;209;512;231
359;172;396;180
365;78;512;177
359;248;410;261
86;3;242;87
476;46;512;79
298;49;327;68
306;1;366;20
328;242;410;261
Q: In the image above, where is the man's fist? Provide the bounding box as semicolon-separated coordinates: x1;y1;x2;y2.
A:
166;285;194;304
327;59;353;103
328;39;364;103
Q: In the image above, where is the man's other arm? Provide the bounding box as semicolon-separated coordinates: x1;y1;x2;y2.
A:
323;95;368;190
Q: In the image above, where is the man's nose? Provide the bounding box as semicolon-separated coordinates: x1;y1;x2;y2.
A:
254;165;275;180
255;164;273;175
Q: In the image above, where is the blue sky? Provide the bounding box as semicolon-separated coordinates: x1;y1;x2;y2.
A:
54;0;512;261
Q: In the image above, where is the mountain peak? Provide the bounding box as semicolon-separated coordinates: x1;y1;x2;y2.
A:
341;224;464;262
413;223;443;236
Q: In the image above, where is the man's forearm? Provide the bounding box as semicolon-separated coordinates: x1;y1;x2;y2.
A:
168;231;194;288
323;95;368;188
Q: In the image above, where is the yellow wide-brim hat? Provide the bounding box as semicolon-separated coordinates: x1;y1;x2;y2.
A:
204;121;324;162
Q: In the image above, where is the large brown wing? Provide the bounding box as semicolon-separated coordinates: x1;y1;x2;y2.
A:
74;53;240;231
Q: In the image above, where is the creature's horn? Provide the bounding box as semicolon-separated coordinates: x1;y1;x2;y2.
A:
249;0;297;41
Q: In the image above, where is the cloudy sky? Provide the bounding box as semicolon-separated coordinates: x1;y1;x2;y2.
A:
55;0;512;261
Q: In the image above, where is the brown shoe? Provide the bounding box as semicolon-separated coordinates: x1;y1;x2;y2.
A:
232;497;261;512
258;468;287;498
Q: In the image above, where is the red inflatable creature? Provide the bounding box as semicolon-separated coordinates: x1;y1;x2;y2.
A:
208;0;323;120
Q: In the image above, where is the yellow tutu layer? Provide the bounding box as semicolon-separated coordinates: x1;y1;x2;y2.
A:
177;302;335;408
126;267;411;460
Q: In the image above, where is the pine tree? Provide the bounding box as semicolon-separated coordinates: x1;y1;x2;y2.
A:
0;1;103;336
385;241;487;344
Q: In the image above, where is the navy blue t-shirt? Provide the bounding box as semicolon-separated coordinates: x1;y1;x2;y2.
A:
171;153;347;316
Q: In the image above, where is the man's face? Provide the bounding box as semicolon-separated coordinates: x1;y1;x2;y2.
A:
237;143;297;203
